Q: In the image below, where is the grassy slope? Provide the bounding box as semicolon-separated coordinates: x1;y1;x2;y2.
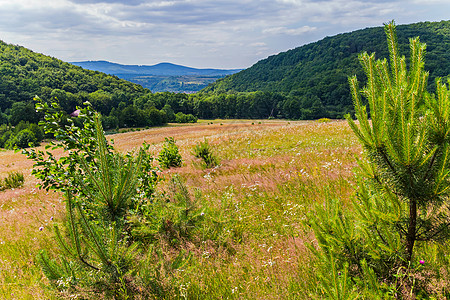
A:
0;120;360;298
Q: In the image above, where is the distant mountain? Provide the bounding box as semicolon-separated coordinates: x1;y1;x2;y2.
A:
70;61;242;93
202;20;450;116
71;61;242;76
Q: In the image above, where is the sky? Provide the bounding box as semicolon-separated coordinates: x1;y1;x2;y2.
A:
0;0;449;69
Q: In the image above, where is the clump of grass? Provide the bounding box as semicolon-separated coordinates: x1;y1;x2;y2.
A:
192;138;219;169
0;171;24;191
315;117;331;123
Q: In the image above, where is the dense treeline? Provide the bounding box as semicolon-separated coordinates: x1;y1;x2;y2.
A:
203;20;450;118
128;91;330;120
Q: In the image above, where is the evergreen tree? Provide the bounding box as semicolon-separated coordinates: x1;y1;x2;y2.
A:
309;21;450;298
347;20;450;268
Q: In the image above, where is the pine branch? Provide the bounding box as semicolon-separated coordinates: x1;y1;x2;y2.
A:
76;201;112;269
37;250;64;281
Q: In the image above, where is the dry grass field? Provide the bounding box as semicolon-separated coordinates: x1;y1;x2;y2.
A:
0;119;361;299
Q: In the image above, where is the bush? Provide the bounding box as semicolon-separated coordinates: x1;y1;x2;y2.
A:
0;130;12;148
315;117;331;123
192;138;219;168
5;129;37;149
0;121;44;149
158;137;183;169
175;112;197;123
27;123;44;141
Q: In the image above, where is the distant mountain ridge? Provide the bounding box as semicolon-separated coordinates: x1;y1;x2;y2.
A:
71;61;242;92
71;60;242;76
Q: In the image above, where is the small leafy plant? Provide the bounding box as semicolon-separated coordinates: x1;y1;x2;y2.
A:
192;138;219;168
128;174;206;247
158;137;183;169
24;98;161;298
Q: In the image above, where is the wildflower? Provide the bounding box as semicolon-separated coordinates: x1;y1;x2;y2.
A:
39;226;44;231
419;260;425;265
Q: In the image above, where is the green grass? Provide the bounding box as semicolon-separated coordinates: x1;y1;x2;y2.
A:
0;224;58;299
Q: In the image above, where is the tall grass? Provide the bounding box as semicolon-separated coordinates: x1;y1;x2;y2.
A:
0;120;363;299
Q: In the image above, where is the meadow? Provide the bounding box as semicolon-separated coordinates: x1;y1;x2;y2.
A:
0;119;363;299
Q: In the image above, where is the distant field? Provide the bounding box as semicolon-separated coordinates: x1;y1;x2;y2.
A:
0;119;360;299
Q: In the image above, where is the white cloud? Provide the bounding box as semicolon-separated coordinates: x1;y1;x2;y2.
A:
250;42;267;47
0;0;448;68
263;26;317;36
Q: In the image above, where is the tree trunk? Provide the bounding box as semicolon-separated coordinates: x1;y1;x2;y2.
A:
406;198;417;263
398;198;418;299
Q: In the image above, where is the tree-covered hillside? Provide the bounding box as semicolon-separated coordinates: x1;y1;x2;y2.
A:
203;20;450;117
0;40;148;116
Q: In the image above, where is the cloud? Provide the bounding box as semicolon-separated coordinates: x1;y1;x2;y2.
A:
67;0;146;5
263;26;317;36
0;0;448;68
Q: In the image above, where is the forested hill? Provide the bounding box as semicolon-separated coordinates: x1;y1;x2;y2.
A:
0;40;149;115
203;20;450;116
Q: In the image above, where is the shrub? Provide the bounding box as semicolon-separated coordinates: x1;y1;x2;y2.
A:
24;98;160;298
315;117;331;123
27;123;44;141
5;129;37;149
0;130;12;148
0;171;24;191
0;121;44;149
192;138;219;168
175;112;197;123
158;137;183;169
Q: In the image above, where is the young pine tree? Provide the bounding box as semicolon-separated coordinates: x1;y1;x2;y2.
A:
347;20;450;268
309;21;450;298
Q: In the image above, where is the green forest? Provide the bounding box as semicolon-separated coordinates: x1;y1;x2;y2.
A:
204;20;450;118
0;20;449;148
